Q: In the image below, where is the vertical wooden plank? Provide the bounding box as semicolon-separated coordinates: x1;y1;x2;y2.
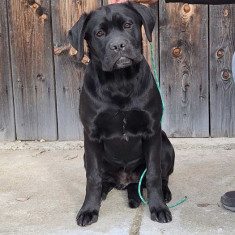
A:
159;3;209;137
51;0;101;140
8;0;57;140
210;5;235;137
0;0;15;141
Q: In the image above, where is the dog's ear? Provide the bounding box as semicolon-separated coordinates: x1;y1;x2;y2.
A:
68;13;88;61
129;3;156;42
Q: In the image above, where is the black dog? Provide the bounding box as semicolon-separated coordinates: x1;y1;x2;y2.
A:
69;2;175;227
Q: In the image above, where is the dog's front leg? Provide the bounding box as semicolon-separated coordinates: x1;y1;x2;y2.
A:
143;130;172;223
76;132;103;227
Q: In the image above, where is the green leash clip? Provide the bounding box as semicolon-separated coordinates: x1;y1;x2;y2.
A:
137;43;187;207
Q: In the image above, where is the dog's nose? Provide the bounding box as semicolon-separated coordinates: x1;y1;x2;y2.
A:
109;40;127;51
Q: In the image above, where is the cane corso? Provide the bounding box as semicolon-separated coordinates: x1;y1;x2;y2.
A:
69;2;175;226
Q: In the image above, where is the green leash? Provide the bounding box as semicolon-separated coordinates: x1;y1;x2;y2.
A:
138;168;187;207
149;42;165;119
137;43;187;207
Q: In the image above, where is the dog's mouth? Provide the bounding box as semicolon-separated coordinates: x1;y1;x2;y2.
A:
113;57;133;70
102;53;144;72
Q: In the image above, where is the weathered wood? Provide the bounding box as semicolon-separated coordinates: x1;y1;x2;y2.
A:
51;0;101;140
210;5;235;137
7;0;57;140
1;0;234;140
0;0;15;141
159;2;209;137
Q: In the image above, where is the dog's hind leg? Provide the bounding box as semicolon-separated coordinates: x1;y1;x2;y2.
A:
127;183;141;208
161;131;175;203
162;177;172;203
101;182;115;200
161;156;173;203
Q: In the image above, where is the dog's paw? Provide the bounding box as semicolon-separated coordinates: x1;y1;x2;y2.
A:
163;187;172;203
150;207;172;223
128;198;141;208
76;210;98;227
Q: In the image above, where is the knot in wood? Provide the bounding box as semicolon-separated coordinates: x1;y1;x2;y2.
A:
40;14;47;20
37;74;44;81
183;4;191;14
217;49;224;59
81;55;90;65
32;3;39;9
172;48;181;57
222;71;230;81
69;47;78;56
224;9;229;17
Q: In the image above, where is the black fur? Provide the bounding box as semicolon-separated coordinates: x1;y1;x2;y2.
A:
69;2;175;227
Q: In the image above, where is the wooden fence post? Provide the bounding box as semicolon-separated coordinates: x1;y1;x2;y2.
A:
159;2;209;137
7;0;57;140
0;0;15;141
210;5;235;137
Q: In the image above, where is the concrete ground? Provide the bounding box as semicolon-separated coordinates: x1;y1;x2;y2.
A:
0;139;235;235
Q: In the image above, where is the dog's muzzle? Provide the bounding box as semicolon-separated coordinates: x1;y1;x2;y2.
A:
109;39;133;69
102;38;142;72
114;57;133;69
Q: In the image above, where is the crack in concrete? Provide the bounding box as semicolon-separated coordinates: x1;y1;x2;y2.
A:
129;203;145;235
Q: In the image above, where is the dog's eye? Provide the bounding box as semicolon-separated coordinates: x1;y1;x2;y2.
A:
96;30;105;37
123;23;132;29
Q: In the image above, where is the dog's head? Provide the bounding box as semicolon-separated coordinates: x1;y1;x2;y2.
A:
69;2;156;72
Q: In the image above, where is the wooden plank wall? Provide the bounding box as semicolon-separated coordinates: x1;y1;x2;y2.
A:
7;0;57;140
0;0;15;140
159;2;209;137
0;1;235;140
210;5;235;137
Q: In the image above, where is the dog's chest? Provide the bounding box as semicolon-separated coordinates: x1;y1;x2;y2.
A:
90;109;154;141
